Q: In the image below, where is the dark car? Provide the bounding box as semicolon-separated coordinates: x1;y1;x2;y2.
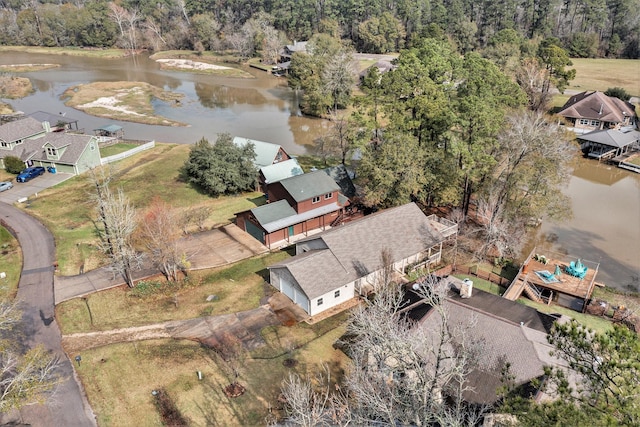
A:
16;166;46;183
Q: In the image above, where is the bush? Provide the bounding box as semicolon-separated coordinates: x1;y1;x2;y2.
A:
604;87;632;102
4;156;25;174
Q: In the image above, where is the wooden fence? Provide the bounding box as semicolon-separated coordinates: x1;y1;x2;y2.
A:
434;264;511;287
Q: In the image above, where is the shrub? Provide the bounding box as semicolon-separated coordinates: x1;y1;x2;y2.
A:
4;156;25;174
604;87;632;102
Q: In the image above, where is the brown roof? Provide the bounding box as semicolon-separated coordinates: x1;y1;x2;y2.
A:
558;91;636;123
0;117;46;143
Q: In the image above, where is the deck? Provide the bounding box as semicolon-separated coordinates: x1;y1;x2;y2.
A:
504;250;600;311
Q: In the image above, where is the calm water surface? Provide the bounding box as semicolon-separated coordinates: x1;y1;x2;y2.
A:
0;52;328;154
1;52;638;291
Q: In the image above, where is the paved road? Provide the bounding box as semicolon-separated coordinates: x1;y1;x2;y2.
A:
0;203;96;426
0;171;74;204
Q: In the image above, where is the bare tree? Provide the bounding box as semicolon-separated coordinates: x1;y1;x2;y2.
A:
322;51;355;113
261;25;283;65
89;167;141;288
324;112;367;166
516;58;551;112
137;197;189;282
281;368;334;427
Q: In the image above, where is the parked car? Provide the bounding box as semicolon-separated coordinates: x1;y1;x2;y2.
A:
16;166;46;183
0;181;13;192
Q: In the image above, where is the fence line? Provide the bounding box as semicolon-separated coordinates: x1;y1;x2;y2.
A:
100;141;155;164
434;264;511;287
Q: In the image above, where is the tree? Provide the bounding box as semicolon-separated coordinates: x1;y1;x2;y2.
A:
137;197;188;282
357;12;406;53
89;167;141;288
604;86;632;101
0;290;61;413
321;111;367;166
537;37;576;95
357;130;430;208
181;134;256;198
3;156;24;174
503;321;640;426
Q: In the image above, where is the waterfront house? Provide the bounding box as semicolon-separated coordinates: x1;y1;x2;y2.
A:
232;136;291;169
558;91;636;134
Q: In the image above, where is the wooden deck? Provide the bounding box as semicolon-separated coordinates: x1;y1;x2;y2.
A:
504;253;599;311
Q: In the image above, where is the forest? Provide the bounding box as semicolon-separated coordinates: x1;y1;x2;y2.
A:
0;0;638;58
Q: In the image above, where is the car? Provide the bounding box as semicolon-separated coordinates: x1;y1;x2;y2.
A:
16;166;46;183
0;181;13;192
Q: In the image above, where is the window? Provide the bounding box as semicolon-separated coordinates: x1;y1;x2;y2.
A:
46;147;57;156
324;192;333;200
1;142;9;148
579;119;589;125
334;290;340;298
590;120;599;127
317;298;323;306
312;196;321;203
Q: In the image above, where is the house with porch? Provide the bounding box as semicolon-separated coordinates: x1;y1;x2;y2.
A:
577;128;640;160
558;91;636;134
0;117;101;174
267;203;458;317
235;170;347;248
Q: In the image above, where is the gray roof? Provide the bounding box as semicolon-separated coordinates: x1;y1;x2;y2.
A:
323;164;357;198
27;111;78;126
278;250;353;299
279;170;340;202
270;203;444;299
0;117;45;143
0;131;96;166
252;200;342;234
251;200;297;226
233;136;285;168
94;124;123;133
578;129;640;148
260;158;303;184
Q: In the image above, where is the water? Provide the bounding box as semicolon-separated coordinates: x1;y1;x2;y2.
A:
530;158;640;292
1;51;638;291
0;52;329;154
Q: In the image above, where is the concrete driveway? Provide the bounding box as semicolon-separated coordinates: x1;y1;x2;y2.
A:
0;171;74;204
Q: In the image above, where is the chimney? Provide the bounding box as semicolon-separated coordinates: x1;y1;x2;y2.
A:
599;104;603;115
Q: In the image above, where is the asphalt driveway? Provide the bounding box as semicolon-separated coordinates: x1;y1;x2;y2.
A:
0;171;74;204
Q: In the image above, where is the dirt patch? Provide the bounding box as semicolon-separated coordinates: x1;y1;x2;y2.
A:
156;58;231;71
62;81;186;126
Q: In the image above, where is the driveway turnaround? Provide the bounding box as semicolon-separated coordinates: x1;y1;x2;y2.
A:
0;203;96;426
0;172;74;204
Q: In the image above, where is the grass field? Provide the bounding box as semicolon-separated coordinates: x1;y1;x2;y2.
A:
71;310;349;426
56;252;290;334
568;58;640;96
0;46;130;58
99;142;140;158
26;143;265;274
0;226;21;297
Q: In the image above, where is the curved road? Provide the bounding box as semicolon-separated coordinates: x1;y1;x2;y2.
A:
0;203;96;426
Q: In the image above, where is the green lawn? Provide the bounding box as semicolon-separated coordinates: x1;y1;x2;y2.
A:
99;143;140;158
25;143;265;274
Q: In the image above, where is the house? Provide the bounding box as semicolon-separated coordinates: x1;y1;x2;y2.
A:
258;158;304;193
275;41;309;72
0;117;101;174
577;128;640;160
267;203;457;316
558;91;636;134
235;170;347;248
232;136;291;169
27;111;80;132
403;279;566;405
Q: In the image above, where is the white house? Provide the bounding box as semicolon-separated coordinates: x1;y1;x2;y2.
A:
268;203;457;317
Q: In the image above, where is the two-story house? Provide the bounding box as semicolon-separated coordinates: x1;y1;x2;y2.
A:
235;170;347;248
0;117;101;174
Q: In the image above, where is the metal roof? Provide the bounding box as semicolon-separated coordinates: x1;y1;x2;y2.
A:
233;136;284;168
251;200;297;227
260;158;303;184
578;129;640;148
257;201;342;233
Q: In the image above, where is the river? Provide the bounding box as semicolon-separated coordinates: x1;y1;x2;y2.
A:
1;51;638;292
0;52;326;155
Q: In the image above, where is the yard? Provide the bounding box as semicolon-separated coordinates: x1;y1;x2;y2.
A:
0;226;21;296
568;58;640;96
25;143;265;275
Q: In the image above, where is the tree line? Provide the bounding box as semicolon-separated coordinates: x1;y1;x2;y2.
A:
0;0;638;58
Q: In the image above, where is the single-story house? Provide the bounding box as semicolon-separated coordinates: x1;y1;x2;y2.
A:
268;203;456;316
558;91;636;134
0;117;101;174
236;170;347;248
578;128;640;159
232;136;291;169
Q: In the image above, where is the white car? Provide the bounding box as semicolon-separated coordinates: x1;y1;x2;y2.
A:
0;181;13;192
